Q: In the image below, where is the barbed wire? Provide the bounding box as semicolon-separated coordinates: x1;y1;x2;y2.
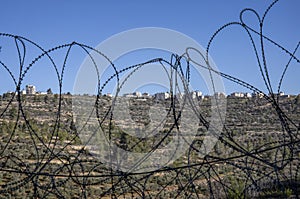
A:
0;0;299;198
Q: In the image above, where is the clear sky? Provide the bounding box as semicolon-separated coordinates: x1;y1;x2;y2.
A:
0;0;299;95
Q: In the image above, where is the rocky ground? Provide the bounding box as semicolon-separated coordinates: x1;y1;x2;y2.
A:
0;93;299;198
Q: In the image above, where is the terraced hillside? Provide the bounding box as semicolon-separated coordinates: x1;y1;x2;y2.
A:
0;93;299;198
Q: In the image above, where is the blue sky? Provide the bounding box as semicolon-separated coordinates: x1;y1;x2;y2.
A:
0;0;299;95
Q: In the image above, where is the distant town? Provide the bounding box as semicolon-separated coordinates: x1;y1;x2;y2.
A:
1;84;294;100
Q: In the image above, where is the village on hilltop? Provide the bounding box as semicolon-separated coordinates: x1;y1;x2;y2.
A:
2;84;293;100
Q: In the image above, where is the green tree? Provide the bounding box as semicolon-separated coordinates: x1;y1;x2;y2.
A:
47;88;53;95
9;106;18;119
44;95;49;103
119;132;128;150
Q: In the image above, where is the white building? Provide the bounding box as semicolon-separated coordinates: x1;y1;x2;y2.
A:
26;85;36;95
37;91;47;95
214;92;226;99
175;91;203;100
245;93;252;98
280;94;291;99
123;93;134;98
230;92;244;98
271;92;290;99
229;92;252;98
123;92;142;98
154;92;170;100
133;91;142;97
191;91;203;99
252;92;264;98
20;90;26;95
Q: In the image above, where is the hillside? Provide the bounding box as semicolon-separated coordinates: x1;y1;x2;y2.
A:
0;93;299;198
